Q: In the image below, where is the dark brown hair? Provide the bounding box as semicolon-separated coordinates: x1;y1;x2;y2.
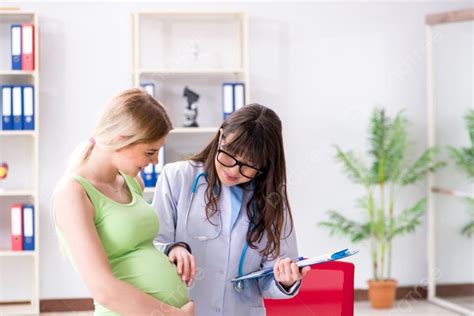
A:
190;104;293;259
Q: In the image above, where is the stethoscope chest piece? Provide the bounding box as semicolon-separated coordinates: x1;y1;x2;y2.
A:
233;280;244;293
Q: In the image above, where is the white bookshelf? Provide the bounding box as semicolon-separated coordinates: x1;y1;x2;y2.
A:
170;127;218;134
0;190;36;197
0;130;36;137
131;11;250;194
0;70;36;76
0;11;40;315
0;250;36;257
137;68;246;75
143;187;155;194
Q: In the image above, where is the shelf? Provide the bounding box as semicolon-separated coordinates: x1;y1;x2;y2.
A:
0;11;35;16
0;130;36;137
0;250;36;257
0;189;35;197
170;127;218;134
0;70;36;76
137;68;245;75
144;187;154;194
0;12;35;24
136;11;244;17
0;302;37;315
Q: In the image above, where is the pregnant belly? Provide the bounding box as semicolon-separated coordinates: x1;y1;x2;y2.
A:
110;246;189;308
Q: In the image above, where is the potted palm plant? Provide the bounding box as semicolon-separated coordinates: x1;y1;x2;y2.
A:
447;110;474;237
319;108;445;308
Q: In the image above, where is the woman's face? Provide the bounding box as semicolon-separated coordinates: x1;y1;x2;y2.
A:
114;137;165;177
214;132;259;187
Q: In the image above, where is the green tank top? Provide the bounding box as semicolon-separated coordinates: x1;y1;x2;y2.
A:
57;173;188;315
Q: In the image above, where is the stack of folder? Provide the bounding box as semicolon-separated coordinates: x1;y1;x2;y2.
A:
222;82;245;119
10;204;35;251
1;85;35;130
10;23;35;71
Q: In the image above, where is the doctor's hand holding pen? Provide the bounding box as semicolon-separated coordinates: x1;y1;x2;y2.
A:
168;245;196;286
274;257;311;290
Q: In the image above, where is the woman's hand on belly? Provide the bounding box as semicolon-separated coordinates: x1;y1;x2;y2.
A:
168;246;196;286
180;301;195;316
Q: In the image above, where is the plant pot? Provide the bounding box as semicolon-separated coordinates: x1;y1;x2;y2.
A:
367;279;398;309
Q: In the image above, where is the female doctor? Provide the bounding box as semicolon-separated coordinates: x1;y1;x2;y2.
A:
152;104;309;315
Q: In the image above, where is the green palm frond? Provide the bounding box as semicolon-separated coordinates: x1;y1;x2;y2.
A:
461;222;474;237
448;110;474;179
321;107;443;280
319;211;370;242
448;147;474;178
369;108;389;183
400;148;446;185
334;145;371;186
385;112;409;182
461;198;474;237
387;198;426;240
466;110;474;144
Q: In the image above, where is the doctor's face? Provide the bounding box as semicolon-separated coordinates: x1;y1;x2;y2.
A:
215;132;261;187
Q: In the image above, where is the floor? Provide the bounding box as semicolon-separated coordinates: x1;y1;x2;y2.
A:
447;296;474;311
353;300;465;315
40;300;471;316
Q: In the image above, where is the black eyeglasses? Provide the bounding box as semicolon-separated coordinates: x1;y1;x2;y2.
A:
216;148;264;179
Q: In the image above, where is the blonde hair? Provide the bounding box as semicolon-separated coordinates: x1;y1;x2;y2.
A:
67;88;172;173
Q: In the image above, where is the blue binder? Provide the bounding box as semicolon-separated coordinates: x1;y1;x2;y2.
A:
233;83;245;111
12;86;23;130
141;83;155;97
1;86;13;130
11;25;22;70
22;204;35;251
222;83;234;119
141;163;156;188
222;83;246;119
22;86;34;130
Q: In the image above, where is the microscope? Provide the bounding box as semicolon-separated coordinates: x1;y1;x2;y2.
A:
183;86;200;127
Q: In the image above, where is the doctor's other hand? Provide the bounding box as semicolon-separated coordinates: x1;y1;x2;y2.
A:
169;246;196;286
274;257;311;289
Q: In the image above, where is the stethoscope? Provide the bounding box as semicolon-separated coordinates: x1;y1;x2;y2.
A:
184;172;256;293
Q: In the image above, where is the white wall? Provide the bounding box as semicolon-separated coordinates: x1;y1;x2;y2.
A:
2;1;471;299
431;20;474;284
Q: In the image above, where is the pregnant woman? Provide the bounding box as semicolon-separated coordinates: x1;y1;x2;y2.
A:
52;88;194;316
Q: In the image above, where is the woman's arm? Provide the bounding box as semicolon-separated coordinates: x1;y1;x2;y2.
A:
53;179;193;316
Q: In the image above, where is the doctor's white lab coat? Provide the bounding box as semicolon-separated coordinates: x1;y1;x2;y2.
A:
152;161;301;316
